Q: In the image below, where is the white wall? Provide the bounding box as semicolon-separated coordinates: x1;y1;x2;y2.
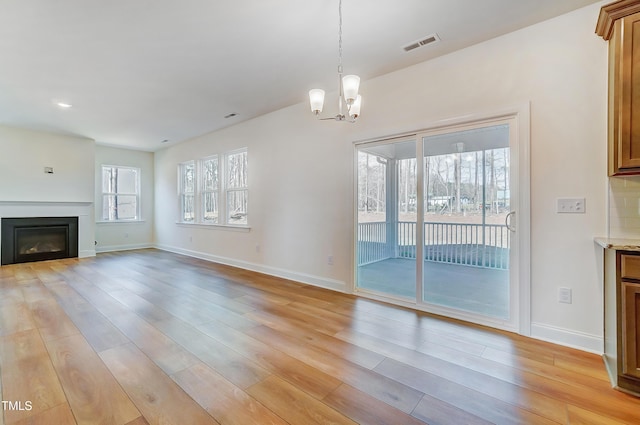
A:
0;125;96;258
155;2;609;352
95;145;155;252
0;126;95;202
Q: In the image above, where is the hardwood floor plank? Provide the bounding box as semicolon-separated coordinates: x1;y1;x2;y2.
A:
21;280;58;304
338;326;640;423
374;358;559;425
11;264;38;281
106;289;175;323
323;383;428;425
99;343;220;425
553;352;610;382
0;284;26;307
154;317;271;389
45;282;130;353
124;416;150;425
481;346;616;393
105;312;201;376
3;250;640;424
0;329;67;423
172;362;289;425
196;319;342;399
247;376;357;425
0;303;36;337
566;404;630;425
245;325;425;414
29;300;80;342
239;311;385;369
411;393;494;425
9;403;76;425
44;334;141;424
0;366;3;425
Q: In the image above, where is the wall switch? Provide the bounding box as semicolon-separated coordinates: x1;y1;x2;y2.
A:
557;198;585;214
558;287;572;304
327;255;334;265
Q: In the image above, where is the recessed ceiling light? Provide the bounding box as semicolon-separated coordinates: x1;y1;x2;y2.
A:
161;139;169;144
224;113;237;119
56;102;73;108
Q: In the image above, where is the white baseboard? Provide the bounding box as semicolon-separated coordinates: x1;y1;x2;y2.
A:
155;243;347;293
96;243;153;253
530;322;603;354
79;249;96;258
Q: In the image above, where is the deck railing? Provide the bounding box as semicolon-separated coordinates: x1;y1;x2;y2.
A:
358;221;510;269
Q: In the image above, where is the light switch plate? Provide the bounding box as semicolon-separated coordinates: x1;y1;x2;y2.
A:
557;198;585;214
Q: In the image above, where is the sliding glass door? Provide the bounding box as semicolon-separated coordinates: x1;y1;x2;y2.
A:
356;138;417;300
355;117;521;330
422;124;512;320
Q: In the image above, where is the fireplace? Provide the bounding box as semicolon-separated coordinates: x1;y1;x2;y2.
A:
1;217;79;265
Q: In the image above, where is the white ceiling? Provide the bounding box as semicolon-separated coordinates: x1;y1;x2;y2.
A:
0;0;601;151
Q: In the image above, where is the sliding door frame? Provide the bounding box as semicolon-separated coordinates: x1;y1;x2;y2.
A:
352;104;530;335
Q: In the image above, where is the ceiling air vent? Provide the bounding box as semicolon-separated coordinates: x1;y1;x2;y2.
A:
403;33;440;52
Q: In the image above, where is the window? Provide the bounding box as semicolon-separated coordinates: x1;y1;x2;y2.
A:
202;156;219;223
177;149;248;226
179;161;195;222
226;150;248;225
101;165;140;221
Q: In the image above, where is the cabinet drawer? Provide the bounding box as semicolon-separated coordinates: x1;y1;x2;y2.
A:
621;254;640;280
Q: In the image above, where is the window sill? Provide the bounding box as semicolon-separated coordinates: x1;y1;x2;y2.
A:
96;220;147;225
175;222;251;232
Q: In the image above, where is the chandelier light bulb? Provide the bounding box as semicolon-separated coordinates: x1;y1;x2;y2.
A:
308;0;362;123
309;89;325;114
342;75;360;103
349;95;362;118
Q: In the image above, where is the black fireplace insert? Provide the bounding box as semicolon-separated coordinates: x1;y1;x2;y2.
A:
1;217;79;265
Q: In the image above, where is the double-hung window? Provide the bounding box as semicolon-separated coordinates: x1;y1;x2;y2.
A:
225;149;248;225
201;156;219;223
101;165;140;221
178;149;248;226
179;161;196;222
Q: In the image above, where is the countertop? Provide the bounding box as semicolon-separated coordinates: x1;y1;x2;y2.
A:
595;237;640;251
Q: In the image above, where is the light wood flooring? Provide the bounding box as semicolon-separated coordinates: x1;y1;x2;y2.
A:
0;249;639;424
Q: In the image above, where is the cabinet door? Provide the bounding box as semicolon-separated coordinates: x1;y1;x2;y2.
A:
622;281;640;378
618;12;640;171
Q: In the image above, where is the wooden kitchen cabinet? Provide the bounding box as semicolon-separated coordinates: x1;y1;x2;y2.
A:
597;1;640;175
622;281;640;379
604;249;640;396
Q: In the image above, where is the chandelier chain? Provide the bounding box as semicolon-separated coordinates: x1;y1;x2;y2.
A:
308;0;360;122
338;0;343;75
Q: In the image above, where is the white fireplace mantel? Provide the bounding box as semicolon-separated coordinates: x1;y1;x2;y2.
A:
0;201;96;259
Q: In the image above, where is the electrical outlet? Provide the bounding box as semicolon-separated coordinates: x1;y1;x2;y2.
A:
557;198;585;214
327;255;334;265
558;287;572;304
255;244;260;253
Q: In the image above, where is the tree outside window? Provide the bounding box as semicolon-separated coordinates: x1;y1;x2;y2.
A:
102;166;140;221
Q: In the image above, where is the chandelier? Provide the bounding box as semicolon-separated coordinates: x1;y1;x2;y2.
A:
309;0;362;122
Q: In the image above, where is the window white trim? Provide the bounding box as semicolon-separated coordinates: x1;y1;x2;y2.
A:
177;149;249;227
100;164;141;222
178;160;196;223
200;155;220;224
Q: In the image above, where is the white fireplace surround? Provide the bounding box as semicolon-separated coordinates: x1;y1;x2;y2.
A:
0;201;95;260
